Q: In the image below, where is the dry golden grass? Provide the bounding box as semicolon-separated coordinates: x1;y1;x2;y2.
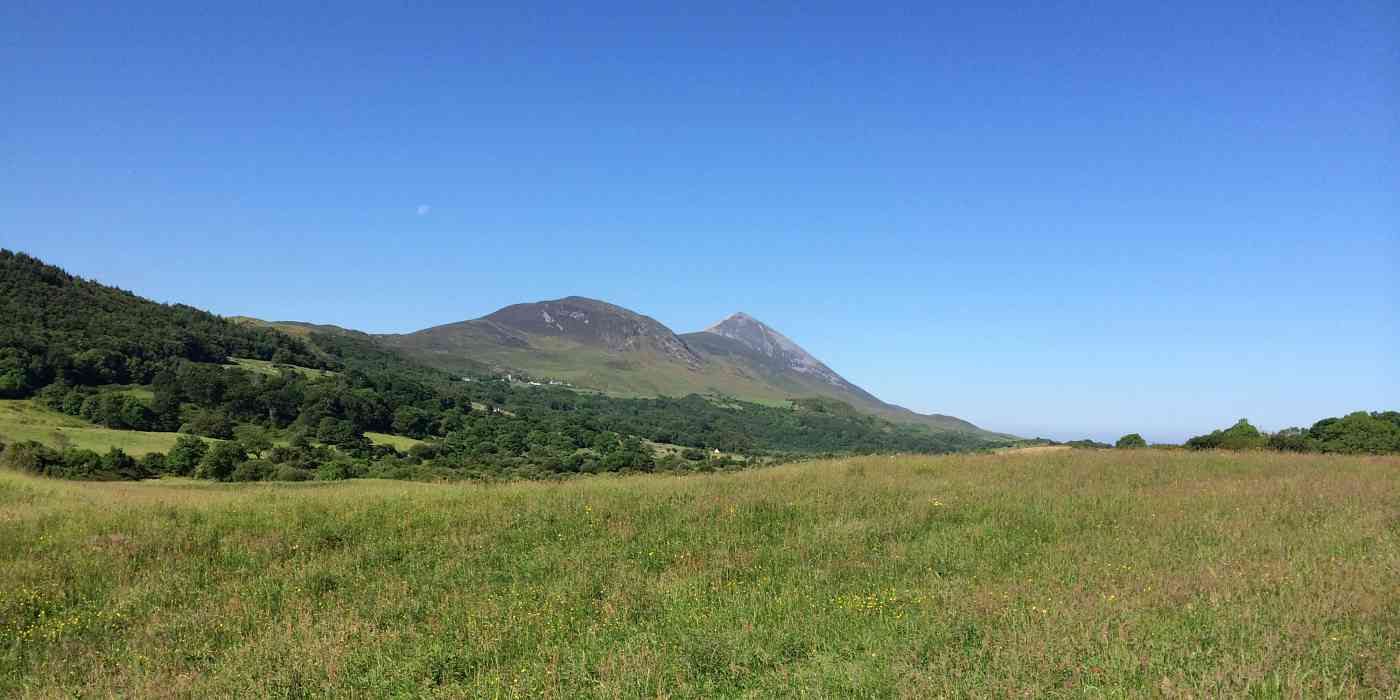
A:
1;449;1396;697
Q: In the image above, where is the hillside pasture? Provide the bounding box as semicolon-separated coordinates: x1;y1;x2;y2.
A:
0;400;201;456
225;357;336;379
364;431;428;451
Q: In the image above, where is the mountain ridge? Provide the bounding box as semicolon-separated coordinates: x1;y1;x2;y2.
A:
382;296;994;436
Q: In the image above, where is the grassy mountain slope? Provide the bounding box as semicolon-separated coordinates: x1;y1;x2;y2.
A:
683;313;987;433
385;297;997;435
231;317;493;379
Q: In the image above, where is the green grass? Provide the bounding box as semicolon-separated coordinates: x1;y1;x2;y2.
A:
111;385;155;402
1;449;1396;697
226;357;336;379
0;400;206;456
364;431;429;451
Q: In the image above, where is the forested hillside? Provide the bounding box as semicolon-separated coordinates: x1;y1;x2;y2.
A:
0;250;329;396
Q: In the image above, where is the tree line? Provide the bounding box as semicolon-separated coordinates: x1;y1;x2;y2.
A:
1184;413;1400;454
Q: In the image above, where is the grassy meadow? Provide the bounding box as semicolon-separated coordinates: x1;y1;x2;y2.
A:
0;400;198;457
1;449;1396;697
363;432;429;452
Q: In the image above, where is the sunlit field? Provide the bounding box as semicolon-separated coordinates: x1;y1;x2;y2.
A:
2;449;1396;697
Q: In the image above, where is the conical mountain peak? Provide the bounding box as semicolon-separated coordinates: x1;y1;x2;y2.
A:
700;312;849;386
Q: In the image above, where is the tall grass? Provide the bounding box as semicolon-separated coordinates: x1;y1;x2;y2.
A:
1;449;1396;697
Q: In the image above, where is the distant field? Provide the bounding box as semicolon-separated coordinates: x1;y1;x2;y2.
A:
1;449;1395;697
226;357;336;379
0;400;204;456
364;431;428;451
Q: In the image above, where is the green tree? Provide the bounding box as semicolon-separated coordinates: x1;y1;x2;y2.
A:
183;408;235;439
1190;418;1268;451
1308;412;1400;454
1217;419;1267;450
1267;427;1312;452
1115;433;1148;449
233;424;273;459
165;435;208;476
392;406;433;439
195;441;246;481
316;417;360;446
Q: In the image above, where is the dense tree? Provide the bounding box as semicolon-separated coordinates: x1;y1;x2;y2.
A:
0;249;330;393
1115;433;1147;449
196;442;247;481
1267;427;1311;452
1186;413;1399;455
392;406;434;439
1307;411;1400;454
233;424;273;459
1187;419;1267;450
165;435;209;476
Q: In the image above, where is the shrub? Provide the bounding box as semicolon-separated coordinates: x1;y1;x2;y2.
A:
138;452;168;474
1;441;61;475
230;459;273;482
1065;439;1111;449
99;447;148;480
315;459;363;481
271;465;313;482
0;442;146;480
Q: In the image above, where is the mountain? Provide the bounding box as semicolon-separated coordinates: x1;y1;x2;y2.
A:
681;313;982;432
381;297;702;391
384;297;993;435
682;312;882;403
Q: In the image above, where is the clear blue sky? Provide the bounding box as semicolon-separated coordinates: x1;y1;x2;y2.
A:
4;1;1396;442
